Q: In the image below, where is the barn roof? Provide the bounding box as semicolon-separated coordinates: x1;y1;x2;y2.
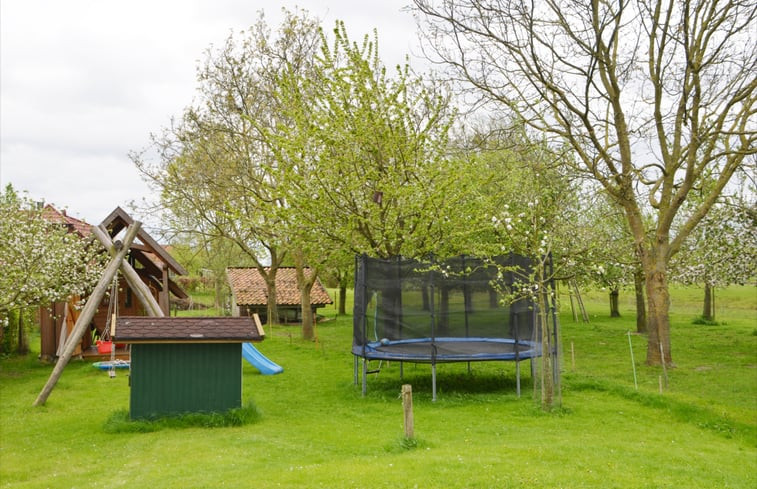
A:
114;316;264;343
227;267;333;307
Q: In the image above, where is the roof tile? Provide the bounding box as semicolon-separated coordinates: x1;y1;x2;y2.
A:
114;316;263;343
227;267;333;307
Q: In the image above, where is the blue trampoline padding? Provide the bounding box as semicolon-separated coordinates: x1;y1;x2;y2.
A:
352;337;540;363
92;360;130;370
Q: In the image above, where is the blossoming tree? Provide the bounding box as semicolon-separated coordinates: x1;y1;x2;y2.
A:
0;185;104;353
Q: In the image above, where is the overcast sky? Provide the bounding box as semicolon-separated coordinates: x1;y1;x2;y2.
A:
1;0;420;227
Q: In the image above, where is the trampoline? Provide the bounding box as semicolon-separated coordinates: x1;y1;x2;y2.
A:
352;254;556;400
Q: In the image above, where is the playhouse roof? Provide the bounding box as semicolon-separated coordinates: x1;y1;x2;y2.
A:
227;267;333;307
114;316;264;343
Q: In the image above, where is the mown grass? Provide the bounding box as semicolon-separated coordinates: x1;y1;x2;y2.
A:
102;401;262;433
0;285;755;488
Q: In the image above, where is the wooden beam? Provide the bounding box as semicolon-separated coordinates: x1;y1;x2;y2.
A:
100;207;188;275
33;222;140;406
129;249;188;299
160;265;170;315
92;225;164;318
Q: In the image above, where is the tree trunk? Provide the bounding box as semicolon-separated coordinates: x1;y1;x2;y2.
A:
16;309;29;355
634;268;647;333
438;286;450;335
258;267;279;326
421;285;430;311
0;312;6;353
644;267;672;366
300;288;315;340
214;275;223;311
536;264;556;410
702;283;715;321
609;288;621;318
338;284;347;316
293;250;317;340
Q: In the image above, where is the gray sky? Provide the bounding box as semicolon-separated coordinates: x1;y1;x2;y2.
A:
1;0;420;225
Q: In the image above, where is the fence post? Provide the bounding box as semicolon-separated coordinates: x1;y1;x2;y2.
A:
402;384;414;439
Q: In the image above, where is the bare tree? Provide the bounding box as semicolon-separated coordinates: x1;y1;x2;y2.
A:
414;0;756;365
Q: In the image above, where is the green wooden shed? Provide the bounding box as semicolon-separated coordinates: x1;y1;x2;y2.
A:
114;316;264;419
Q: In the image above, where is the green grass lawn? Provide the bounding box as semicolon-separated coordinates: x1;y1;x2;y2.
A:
1;285;755;488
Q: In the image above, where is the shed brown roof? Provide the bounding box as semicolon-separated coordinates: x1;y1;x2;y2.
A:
114;316;263;343
227;267;333;307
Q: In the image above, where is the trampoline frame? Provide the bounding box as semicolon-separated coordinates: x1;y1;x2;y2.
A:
352;337;541;400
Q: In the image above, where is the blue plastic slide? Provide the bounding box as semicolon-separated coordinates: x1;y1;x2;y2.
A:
242;343;283;375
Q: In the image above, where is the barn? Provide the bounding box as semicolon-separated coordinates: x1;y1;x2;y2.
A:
227;267;332;323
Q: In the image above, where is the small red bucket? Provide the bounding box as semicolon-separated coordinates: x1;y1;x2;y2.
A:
96;340;112;354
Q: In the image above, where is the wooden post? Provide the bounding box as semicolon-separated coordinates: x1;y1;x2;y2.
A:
402;384;414;439
160;264;170;315
570;341;575;370
91;225;164;318
568;282;578;322
628;331;638;390
33;222;140;406
659;341;668;387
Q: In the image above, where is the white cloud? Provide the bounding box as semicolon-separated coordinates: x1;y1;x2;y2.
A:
0;0;419;224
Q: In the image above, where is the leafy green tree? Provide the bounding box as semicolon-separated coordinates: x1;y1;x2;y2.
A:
0;185;104;353
265;22;472;337
170;235;256;310
269;22;463;261
473;140;587;409
135;10;322;325
414;0;756;365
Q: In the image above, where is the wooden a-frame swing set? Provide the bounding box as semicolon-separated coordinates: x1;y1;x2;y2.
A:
33;220;165;407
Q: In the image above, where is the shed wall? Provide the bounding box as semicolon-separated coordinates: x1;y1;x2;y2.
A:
130;343;241;419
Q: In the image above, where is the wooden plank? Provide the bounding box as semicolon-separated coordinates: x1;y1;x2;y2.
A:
129;248;188;299
92;225;164;318
100;207;188;275
252;313;266;338
160;264;170;315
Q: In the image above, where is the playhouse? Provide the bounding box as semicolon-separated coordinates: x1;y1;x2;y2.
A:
114;316;264;419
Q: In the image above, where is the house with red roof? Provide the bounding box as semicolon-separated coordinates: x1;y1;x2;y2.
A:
226;267;332;324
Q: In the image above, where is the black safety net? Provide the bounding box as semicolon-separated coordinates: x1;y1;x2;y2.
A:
353;254;540;355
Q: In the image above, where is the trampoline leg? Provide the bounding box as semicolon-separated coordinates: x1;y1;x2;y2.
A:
515;360;521;398
432;363;437;402
362;358;367;397
530;358;536;380
400;361;404;381
353;355;358;385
